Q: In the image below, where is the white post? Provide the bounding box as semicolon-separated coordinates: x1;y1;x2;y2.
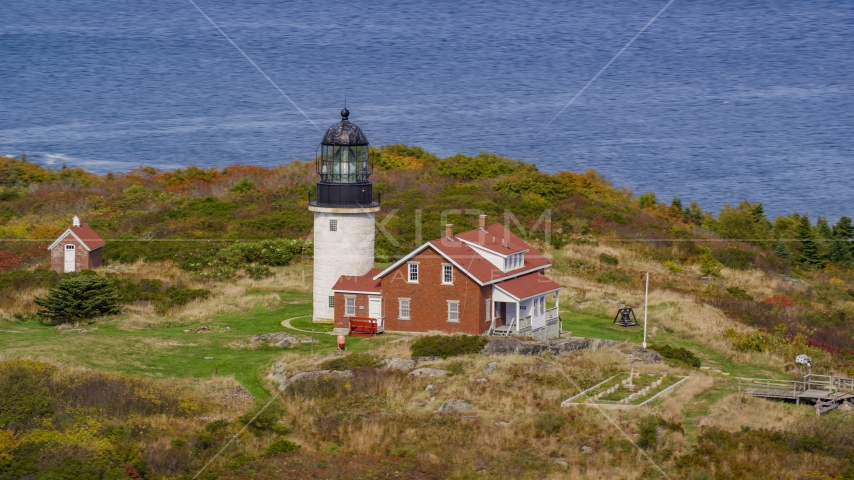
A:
515;302;520;333
643;272;649;349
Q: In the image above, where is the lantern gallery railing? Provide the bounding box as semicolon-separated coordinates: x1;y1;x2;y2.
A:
308;187;380;208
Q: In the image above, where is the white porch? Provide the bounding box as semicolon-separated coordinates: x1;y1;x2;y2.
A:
489;288;561;339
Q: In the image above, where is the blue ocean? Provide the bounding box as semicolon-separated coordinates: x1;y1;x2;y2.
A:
1;1;852;220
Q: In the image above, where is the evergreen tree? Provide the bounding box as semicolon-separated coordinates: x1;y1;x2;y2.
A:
773;238;791;259
815;216;834;261
34;275;122;324
671;197;683;211
830;216;854;266
797;215;823;269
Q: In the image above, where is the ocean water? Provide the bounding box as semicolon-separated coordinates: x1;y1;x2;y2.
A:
1;0;852;220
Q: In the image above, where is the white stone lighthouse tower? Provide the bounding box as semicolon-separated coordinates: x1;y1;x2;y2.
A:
308;109;380;322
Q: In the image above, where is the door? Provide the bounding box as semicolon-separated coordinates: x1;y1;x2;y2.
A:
368;296;382;319
64;244;76;273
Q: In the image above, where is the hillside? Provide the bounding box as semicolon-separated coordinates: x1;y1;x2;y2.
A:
3;149;854;478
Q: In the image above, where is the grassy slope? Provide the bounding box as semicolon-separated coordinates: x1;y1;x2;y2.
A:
0;294;373;398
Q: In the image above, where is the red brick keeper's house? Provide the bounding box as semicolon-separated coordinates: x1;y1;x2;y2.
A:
331;216;563;339
48;215;105;273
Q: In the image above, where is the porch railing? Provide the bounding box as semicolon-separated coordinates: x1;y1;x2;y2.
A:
546;307;559;320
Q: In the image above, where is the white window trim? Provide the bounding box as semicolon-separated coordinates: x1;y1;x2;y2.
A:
344;295;356;316
447;300;460;323
441;263;453;285
328;295;335;308
65;244;75;250
398;297;411;320
407;262;419;284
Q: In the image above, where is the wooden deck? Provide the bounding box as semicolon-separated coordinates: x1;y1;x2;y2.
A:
738;375;854;413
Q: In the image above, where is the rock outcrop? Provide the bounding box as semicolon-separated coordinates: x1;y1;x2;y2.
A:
437;399;474;413
483;337;621;356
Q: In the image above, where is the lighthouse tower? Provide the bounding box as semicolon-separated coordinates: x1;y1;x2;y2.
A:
309;109;380;322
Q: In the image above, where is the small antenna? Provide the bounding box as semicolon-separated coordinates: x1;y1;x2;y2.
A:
344;91;347;109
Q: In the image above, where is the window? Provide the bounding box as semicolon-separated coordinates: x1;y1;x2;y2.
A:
345;296;356;316
485;298;491;322
65;245;74;250
329;219;338;232
408;262;419;283
447;301;459;322
399;298;411;319
328;296;334;308
442;264;453;285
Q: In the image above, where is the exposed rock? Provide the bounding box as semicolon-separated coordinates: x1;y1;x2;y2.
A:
840;401;854;412
553;457;568;466
437;399;474;413
313;354;345;365
495;420;510;426
483;362;498;375
425;384;435;395
411;401;427;407
277;370;353;391
631;348;664;364
581;445;594;454
381;358;417;371
408;368;448;378
475;378;488;383
484;337;621;357
412;356;442;364
269;372;288;384
251;332;298;347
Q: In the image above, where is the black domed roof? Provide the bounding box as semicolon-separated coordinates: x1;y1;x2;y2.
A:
321;109;369;146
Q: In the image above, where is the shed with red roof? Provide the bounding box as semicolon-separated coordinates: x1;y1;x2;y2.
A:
48;216;105;273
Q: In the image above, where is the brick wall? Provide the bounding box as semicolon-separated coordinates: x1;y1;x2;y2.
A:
381;247;491;335
49;235;101;273
333;292;371;330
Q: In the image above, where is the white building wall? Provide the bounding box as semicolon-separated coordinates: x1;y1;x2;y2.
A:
312;211;376;321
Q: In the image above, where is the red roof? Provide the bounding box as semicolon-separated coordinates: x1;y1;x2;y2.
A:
71;223;105;250
428;238;550;284
494;271;563;300
49;222;105;251
332;268;383;293
455;223;530;255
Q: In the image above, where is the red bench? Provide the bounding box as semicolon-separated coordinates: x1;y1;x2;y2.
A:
348;317;380;337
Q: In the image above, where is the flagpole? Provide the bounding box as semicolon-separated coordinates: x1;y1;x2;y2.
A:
643;272;649;349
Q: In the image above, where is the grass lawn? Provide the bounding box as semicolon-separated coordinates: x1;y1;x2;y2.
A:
290;316;334;332
0;293;381;399
561;306;786;380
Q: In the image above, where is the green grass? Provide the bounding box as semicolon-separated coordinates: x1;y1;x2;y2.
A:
561;306;786;380
0;293;381;399
290;316;334;333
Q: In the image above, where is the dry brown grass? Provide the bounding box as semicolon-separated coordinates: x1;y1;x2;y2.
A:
697;392;810;432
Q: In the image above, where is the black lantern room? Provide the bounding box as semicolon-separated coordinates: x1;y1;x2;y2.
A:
310;109;379;208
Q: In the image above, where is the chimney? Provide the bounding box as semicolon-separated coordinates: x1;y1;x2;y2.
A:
501;238;505;247
72;215;80;228
479;214;487;230
446;224;454;239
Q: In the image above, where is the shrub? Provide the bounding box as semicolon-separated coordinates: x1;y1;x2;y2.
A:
436;152;531;180
239;402;286;434
265;439;301;457
764;295;795;308
599;253;619;266
318;353;381;371
34;275;122;324
714;247;755;270
637;416;659;449
446;361;465;376
726;286;754;301
595;270;629;284
649;344;701;368
663;261;683;273
229;178;257;193
533;411;566;436
0;360;54;431
410;335;488;359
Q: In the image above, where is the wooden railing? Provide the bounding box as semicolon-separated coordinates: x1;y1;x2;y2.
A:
546;307;559;320
348;317;383;337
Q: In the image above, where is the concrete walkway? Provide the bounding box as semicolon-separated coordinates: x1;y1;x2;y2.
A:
281;316;337;335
